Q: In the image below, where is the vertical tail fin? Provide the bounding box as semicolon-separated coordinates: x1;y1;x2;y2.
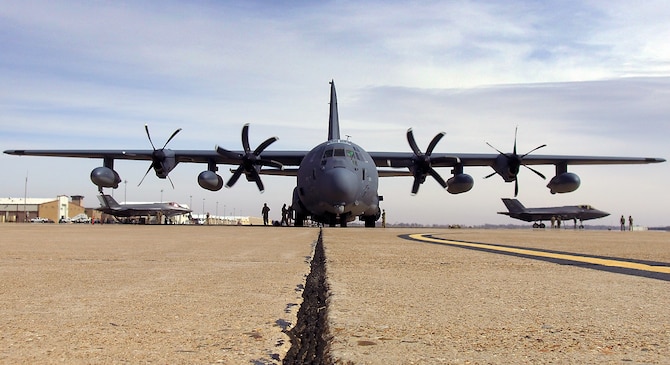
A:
501;198;526;213
98;194;121;209
328;80;340;141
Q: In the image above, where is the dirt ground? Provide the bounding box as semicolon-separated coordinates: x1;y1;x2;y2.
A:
1;224;668;364
323;228;670;364
0;224;318;364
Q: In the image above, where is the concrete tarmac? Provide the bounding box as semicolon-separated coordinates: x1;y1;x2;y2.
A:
1;225;668;364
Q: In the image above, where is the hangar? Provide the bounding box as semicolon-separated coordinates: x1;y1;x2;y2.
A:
0;195;89;223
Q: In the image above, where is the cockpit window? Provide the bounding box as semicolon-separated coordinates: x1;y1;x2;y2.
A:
322;147;362;162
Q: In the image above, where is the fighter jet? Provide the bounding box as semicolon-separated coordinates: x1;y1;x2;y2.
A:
498;198;610;228
4;81;665;227
97;194;191;219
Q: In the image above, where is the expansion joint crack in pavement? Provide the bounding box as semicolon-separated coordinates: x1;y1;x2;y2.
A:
283;228;333;365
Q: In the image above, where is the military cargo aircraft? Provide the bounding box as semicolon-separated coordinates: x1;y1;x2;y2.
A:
498;198;610;228
4;81;665;227
97;194;191;219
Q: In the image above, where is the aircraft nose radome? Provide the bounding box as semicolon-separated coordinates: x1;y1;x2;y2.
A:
323;168;359;204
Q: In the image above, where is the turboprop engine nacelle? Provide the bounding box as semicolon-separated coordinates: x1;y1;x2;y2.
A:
547;172;580;194
447;173;474;194
90;167;121;189
198;170;224;191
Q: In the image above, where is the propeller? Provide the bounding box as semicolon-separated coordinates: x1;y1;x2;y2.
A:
406;128;454;195
484;126;546;197
138;124;182;188
215;123;282;192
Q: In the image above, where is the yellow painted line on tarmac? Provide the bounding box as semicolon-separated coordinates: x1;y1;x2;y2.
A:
409;233;670;275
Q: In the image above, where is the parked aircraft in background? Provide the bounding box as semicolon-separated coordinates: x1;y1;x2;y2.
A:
498;198;610;228
97;194;191;219
4;81;665;227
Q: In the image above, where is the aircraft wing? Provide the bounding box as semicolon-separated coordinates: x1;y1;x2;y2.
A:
368;152;665;168
4;149;308;167
6;149;663;167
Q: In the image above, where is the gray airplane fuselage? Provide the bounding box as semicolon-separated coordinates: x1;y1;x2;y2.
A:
294;139;380;226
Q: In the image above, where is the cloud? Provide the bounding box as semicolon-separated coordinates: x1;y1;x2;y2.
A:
1;0;668;226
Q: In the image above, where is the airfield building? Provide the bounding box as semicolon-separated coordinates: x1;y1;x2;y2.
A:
0;195;87;223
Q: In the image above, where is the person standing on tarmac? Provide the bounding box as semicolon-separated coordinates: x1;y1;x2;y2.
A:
262;203;270;226
281;204;288;226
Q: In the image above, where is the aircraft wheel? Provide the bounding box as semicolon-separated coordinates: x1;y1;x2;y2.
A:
532;223;539;228
540;223;546;228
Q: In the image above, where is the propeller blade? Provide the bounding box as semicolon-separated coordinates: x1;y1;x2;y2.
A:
485;142;505;155
138;164;153;187
163;128;182;149
425;132;446;156
139;125;183;187
484;171;497;179
249;169;265;192
257;159;284;170
514;179;519;197
241;123;251;153
428;167;448;189
167;174;175;189
253;136;279;155
411;177;421;195
513;126;518;155
524;164;546;179
520;144;547;158
406;129;422;156
145;124;156;150
225;166;245;188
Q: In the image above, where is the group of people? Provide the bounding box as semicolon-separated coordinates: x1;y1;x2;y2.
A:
261;203;294;226
620;215;634;231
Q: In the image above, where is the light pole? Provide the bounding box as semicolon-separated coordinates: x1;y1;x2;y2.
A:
124;180;127;203
160;189;163;203
190;195;192;209
216;201;219;216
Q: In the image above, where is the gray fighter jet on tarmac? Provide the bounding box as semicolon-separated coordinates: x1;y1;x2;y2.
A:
97;194;191;219
498;198;610;228
4;81;665;227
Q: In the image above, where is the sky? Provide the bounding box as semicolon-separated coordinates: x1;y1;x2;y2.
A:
1;0;669;227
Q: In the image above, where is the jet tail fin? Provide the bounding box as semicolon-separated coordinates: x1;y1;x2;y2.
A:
501;198;526;213
328;80;340;141
98;194;121;209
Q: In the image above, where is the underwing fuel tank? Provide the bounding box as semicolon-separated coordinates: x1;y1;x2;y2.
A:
547;172;581;194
